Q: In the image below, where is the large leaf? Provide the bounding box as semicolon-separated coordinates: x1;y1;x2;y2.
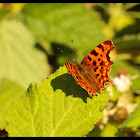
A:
23;3;105;57
0;78;24;130
0;20;49;88
5;66;109;137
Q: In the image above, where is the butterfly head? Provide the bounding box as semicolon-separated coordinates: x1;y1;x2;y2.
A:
72;59;78;65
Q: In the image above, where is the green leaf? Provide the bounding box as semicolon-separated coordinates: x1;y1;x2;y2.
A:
108;86;121;102
6;66;109;137
119;104;140;129
0;20;49;88
117;104;140;136
100;123;118;137
87;126;101;137
131;75;140;93
111;60;139;76
0;9;11;21
0;78;24;130
133;54;140;65
23;3;105;56
114;33;140;50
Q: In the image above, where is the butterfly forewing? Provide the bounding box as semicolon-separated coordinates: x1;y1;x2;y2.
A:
81;40;115;68
81;40;115;89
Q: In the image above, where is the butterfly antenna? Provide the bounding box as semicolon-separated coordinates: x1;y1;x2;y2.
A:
58;47;65;54
58;47;73;62
71;39;74;49
71;39;77;60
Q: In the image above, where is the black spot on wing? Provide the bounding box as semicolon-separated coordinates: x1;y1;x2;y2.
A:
94;67;98;72
97;44;104;52
79;76;82;80
91;50;98;56
97;44;102;48
88;56;92;61
96;74;99;78
93;61;96;66
100;62;103;65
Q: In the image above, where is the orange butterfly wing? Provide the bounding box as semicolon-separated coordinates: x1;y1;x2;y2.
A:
65;62;96;97
65;40;115;97
81;40;115;92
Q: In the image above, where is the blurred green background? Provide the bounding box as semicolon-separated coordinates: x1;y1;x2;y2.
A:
0;3;140;137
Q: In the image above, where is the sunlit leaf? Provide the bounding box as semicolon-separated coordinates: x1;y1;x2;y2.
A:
0;20;49;88
6;66;109;137
0;78;24;129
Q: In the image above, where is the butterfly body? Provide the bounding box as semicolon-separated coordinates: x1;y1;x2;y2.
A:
65;40;115;97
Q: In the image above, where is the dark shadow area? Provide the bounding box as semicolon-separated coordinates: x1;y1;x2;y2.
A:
51;73;90;103
51;42;75;56
51;42;75;72
92;3;140;39
114;19;140;38
116;127;136;137
92;4;109;24
35;41;75;73
0;129;8;137
127;4;140;11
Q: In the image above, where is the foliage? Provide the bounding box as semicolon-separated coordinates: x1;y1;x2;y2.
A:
0;19;49;89
120;104;140;129
0;78;24;130
117;104;140;136
23;3;106;65
0;3;140;137
5;66;109;137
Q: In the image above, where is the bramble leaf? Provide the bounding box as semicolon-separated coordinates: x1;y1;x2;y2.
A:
6;66;109;137
0;78;24;129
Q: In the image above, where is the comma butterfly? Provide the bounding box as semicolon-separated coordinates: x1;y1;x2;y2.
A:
65;40;115;97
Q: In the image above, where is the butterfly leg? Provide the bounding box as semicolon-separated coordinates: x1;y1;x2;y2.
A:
88;91;93;97
84;89;97;97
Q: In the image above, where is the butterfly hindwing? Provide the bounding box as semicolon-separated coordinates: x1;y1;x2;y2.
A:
65;62;85;85
65;62;96;97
